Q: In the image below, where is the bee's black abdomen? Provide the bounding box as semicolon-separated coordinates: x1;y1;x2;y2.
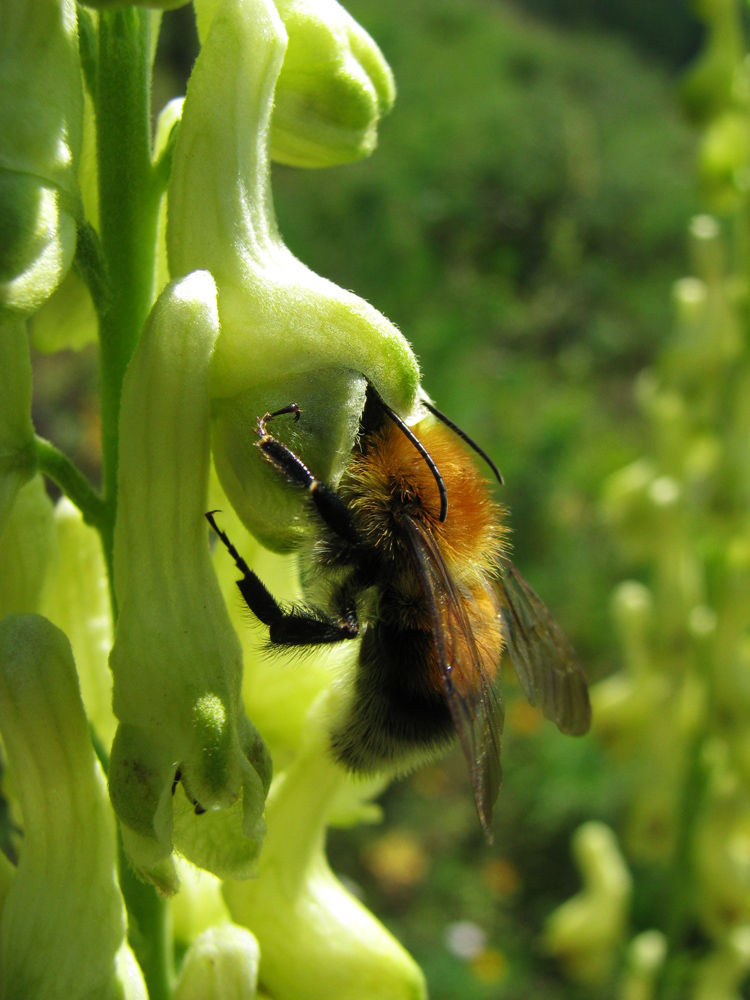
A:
330;622;454;772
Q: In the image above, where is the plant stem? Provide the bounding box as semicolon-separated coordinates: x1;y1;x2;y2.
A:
118;839;174;1000
95;6;161;588
93;10;171;998
34;436;105;530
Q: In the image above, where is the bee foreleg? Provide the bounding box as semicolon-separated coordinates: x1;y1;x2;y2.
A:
256;417;359;544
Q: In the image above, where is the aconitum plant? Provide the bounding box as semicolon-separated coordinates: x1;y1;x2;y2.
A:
0;0;428;997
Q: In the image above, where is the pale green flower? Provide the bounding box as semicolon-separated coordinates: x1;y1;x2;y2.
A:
108;271;270;893
167;0;419;550
544;823;632;987
172;924;260;1000
193;0;395;168
0;0;83;318
0;614;146;1000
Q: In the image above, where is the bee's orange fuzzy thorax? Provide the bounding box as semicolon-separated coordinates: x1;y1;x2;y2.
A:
343;417;508;582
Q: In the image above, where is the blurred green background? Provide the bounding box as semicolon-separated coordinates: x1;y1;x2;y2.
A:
37;0;750;996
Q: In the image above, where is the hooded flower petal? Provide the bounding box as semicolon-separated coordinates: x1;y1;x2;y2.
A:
268;0;396;167
0;613;146;1000
194;0;395;167
107;271;270;892
544;823;632;987
167;0;420;550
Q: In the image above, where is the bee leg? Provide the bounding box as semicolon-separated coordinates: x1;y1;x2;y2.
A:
205;512;359;647
255;408;359;544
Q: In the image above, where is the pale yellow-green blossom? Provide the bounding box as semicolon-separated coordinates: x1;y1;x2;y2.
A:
544;822;632;986
107;271;270;893
193;0;395;168
617;930;666;1000
168;0;419;551
0;476;55;619
0;614;146;1000
172;924;260;1000
0;0;83;318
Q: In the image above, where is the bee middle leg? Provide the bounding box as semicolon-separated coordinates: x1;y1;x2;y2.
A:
255;404;359;545
205;512;359;647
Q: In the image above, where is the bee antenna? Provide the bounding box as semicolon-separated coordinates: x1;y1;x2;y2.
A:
422;401;504;487
375;396;448;522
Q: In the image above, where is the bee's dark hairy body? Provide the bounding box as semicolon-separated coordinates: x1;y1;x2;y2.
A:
294;434;456;765
310;515;457;769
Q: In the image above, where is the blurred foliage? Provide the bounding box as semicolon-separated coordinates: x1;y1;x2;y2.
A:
507;0;702;69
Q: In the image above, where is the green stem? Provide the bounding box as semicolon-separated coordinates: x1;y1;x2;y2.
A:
118;839;173;1000
34;436;105;529
95;6;161;571
94;10;171;998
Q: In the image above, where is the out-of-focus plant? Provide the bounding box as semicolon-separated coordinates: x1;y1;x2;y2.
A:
0;0;430;997
545;4;750;996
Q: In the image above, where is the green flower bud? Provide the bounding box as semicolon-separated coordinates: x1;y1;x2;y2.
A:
544;822;631;987
600;458;658;561
39;498;116;747
167;0;420;551
0;0;83;318
0;614;146;1000
193;0;395;169
689;213;724;277
173;924;260;1000
29;266;98;353
699;110;750;216
223;689;427;1000
108;272;270;892
269;0;396;167
673;276;708;326
0;476;55;618
0;321;36;532
618;930;666;1000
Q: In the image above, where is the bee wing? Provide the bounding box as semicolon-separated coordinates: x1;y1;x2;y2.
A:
498;560;591;736
400;516;504;841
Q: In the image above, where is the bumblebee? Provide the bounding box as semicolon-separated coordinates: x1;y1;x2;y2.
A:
207;387;590;839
